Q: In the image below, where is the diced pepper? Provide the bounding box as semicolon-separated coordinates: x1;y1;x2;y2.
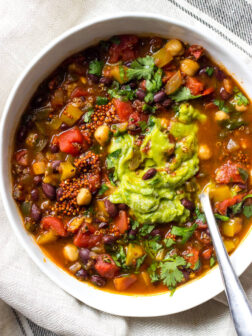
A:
165;70;182;95
58;127;83;156
185;77;204;95
60;103;83;126
209;185;232;202
140;271;151;286
125;243;144;266
43;174;60;186
215;194;244;215
95;254;119;279
153;46;173;68
70;87;88;99
32;161;46;175
41;217;67;237
187;45;204;60
107;65;128;84
155;249;165;261
114;210;129;234
48;117;62;130
51;88;64;107
222;217;242;237
113;274;137;291
60;161;76;180
67;217;84;233
224;239;235;253
113;99;134;122
37;230;58;245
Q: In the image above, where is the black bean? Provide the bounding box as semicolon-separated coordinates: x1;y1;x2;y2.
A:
99;76;113;86
181;198;195;211
31;203;42;222
129;81;137;89
31;189;39;201
79;248;90;264
142;168;157;180
128;229;137;239
90;275;106;287
136;89;146;101
60;122;68;131
104;199;118;218
51;160;61;172
214;67;226;81
49;144;59;153
88;73;99;84
56;187;63;201
198;67;207;76
33;175;42;185
124;61;132;67
117;203;128;211
17;126;27;142
219;87;231;100
102;235;118;245
162;98;172;108
153;91;166;103
76;269;89;281
42;183;56;200
150;228;162;237
98;222;108;229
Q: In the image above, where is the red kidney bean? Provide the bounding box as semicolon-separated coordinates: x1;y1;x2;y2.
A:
90;275;106;287
31;203;42;222
79;248;90;264
88;73;99;84
117;203;128;211
136;88;146;101
31;189;39;201
142;168;157;180
49;144;59;153
33;175;42;185
104;199;118;218
219;87;231;100
99;76;113;86
76;269;89;281
102;235;118;245
162;98;172;108
153;91;166;103
51;160;61;172
181;198;195;211
42;183;56;200
56;187;63;201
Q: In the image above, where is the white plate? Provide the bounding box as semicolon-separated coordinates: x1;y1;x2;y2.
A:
1;13;252;317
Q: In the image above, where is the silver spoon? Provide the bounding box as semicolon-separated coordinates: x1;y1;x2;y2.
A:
200;192;252;336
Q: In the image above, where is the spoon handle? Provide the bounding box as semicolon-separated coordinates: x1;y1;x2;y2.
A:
200;193;252;336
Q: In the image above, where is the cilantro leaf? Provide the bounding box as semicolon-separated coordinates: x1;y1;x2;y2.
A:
127;55;155;81
111;36;121;45
210;256;216;267
213;99;230;113
238;167;248;182
106;149;121;169
143;103;157;114
214;213;229;221
195;207;206;224
139;224;155;237
205;66;214;77
138;121;148;132
89;60;103;76
144;239;162;258
98;184;109;196
96;96;109;105
234;92;249;106
230;201;243;215
131;220;140;230
147;262;160;283
193;259;201;271
83;109;94;122
170;87;201;102
164;238;175;248
171;223;197;244
135;254;147;271
108;82;135;101
160;256;186;288
243;205;252;218
111;245;129;270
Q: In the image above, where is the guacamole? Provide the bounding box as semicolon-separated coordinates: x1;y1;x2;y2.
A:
108;104;202;225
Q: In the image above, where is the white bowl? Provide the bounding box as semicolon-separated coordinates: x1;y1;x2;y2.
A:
1;13;252;317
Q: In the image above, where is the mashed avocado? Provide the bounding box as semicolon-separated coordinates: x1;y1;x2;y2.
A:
108;104;203;225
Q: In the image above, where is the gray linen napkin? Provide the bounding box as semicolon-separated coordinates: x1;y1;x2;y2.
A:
0;0;251;335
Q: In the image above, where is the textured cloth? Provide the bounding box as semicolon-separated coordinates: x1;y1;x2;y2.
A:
0;0;252;335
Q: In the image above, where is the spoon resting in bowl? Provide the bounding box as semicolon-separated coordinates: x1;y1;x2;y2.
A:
200;192;252;336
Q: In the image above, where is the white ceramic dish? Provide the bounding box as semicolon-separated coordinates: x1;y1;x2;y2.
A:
1;13;252;317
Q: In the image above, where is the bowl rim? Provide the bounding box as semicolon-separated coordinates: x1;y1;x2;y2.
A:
1;12;252;317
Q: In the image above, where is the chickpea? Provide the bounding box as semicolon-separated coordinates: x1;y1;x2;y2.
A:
77;188;92;206
63;244;79;262
165;39;184;56
235;103;248;112
198;144;212;160
94;125;110;146
180;59;199;76
223;78;233;94
215;110;229;121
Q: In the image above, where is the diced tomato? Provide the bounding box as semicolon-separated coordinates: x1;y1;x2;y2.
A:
114;210;129;234
86;173;101;193
187;45;204;60
215;161;245;184
114;275;137;291
201;87;215;96
41;217;67;237
185;77;204;95
95;254;119;279
15;149;29;166
215;194;244;215
70;87;88;99
58;127;83;155
139;80;146;90
113;99;134;122
109;35;138;63
74;229;101;248
162;71;176;83
201;247;213;260
128;111;148;128
183;246;200;269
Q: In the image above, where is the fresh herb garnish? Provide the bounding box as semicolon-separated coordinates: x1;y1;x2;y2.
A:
135;254;147;271
213;99;230;113
139;224;155;237
131;220;140;230
164;238;175;248
238;167;248;182
143;103;157;114
214;213;229;221
98;183;109;196
127;55;155;81
111;36;121;45
83;109;94;122
171;223;197;244
106;149;121;169
147;262;159;283
89;60;104;76
96;96;109;105
210;256;216;267
159;256;186;289
205;66;214;77
170;87;201;102
138;121;148;132
108;82;135;101
193;259;201;271
234;92;249;106
144;240;162;258
243;205;252;218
